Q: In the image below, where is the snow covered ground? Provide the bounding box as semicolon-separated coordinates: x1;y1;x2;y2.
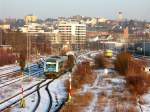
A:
141;92;150;112
8;72;69;112
2;51;150;112
0;77;43;105
0;65;20;76
67;51;142;112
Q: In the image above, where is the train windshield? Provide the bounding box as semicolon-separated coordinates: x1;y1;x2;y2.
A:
46;64;56;69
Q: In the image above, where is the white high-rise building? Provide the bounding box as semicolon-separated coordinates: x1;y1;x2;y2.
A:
58;22;86;47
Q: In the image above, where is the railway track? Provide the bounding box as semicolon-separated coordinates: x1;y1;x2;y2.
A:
0;69;43;88
0;65;18;71
0;75;22;85
0;71;69;112
32;83;41;112
0;70;20;78
0;79;47;111
45;81;53;112
0;75;30;88
0;63;39;79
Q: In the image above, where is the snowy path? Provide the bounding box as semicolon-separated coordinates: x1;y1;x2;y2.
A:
84;70;102;112
80;69;130;112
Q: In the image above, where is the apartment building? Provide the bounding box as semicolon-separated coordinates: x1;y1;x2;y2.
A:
19;23;45;33
58;22;86;49
25;15;38;24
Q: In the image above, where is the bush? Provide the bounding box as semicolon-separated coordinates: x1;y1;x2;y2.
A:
60;92;93;112
0;48;17;66
125;59;150;96
126;73;150;96
115;52;150;102
114;52;132;75
72;61;94;90
19;51;26;71
94;54;106;69
64;55;75;70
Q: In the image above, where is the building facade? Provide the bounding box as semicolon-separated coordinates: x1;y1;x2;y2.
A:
58;22;86;49
24;15;38;24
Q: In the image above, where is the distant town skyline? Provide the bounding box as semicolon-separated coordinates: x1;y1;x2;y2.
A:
0;0;150;21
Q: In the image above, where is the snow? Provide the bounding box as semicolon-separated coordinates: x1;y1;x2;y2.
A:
86;93;98;112
81;68;127;112
103;100;112;112
0;79;51;111
140;93;150;112
8;72;70;112
0;76;27;88
35;87;50;112
143;94;150;104
0;64;17;70
0;65;20;76
76;50;150;111
10;93;38;112
0;77;45;104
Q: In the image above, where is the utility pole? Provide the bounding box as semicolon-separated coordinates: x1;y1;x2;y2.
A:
0;30;2;45
27;33;31;76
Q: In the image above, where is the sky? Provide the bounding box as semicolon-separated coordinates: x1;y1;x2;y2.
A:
0;0;150;21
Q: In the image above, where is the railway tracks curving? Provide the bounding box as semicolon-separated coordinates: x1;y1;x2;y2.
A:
45;81;53;112
0;71;69;112
32;83;41;112
0;79;47;111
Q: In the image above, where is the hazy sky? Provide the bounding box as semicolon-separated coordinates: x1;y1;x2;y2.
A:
0;0;150;20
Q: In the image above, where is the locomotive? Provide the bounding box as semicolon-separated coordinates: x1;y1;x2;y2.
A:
38;55;75;78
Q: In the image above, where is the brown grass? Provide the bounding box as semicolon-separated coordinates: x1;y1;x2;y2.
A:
115;52;150;101
60;92;93;112
96;93;107;111
71;61;95;90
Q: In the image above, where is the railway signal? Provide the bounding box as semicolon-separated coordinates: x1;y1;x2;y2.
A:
67;73;72;103
19;85;26;108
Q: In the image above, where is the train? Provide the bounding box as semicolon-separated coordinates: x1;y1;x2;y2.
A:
104;50;113;58
38;55;75;78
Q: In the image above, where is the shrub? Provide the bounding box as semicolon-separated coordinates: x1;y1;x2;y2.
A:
126;72;150;96
0;48;17;66
125;59;150;96
94;54;106;69
19;51;26;71
114;52;132;75
71;61;95;90
115;52;150;103
64;55;75;70
60;92;93;112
